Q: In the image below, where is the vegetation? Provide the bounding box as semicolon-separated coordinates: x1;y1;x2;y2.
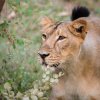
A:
0;0;100;99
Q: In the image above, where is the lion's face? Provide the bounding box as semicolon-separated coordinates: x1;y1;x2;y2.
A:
39;17;87;69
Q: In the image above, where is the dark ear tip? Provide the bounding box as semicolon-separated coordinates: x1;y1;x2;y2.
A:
71;6;90;21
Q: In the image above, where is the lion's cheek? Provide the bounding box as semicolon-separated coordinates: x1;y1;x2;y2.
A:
60;48;71;58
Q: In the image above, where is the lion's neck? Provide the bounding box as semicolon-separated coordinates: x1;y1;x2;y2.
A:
63;43;97;78
62;32;100;79
76;34;100;78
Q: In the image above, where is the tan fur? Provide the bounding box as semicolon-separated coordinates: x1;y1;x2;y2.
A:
39;16;100;100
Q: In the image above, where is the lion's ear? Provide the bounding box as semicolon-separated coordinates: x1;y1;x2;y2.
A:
68;19;88;39
40;17;54;27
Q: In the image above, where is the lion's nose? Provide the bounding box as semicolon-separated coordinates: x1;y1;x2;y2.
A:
38;51;50;59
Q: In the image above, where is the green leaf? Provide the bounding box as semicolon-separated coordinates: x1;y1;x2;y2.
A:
0;21;8;31
16;39;24;46
16;0;20;4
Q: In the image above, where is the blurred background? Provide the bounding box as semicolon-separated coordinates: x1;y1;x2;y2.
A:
0;0;100;99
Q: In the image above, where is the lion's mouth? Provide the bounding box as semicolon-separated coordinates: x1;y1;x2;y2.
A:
50;63;60;67
42;61;48;66
42;61;60;68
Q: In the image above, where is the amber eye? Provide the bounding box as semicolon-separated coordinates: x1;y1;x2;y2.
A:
42;34;46;40
57;36;66;41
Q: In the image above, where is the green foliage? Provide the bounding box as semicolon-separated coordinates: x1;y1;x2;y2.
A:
0;21;8;30
16;38;24;46
0;21;8;37
8;0;20;10
1;0;63;98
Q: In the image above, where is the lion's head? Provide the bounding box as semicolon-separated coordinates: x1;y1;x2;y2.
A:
38;16;88;70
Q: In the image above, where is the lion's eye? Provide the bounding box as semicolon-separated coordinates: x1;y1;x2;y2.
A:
42;34;46;40
57;36;66;41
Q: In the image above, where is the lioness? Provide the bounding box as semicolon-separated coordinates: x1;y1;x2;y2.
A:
38;6;100;100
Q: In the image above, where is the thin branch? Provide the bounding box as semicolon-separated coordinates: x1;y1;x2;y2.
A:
0;0;5;13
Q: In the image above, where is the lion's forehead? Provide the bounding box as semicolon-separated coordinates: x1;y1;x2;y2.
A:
43;22;69;36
